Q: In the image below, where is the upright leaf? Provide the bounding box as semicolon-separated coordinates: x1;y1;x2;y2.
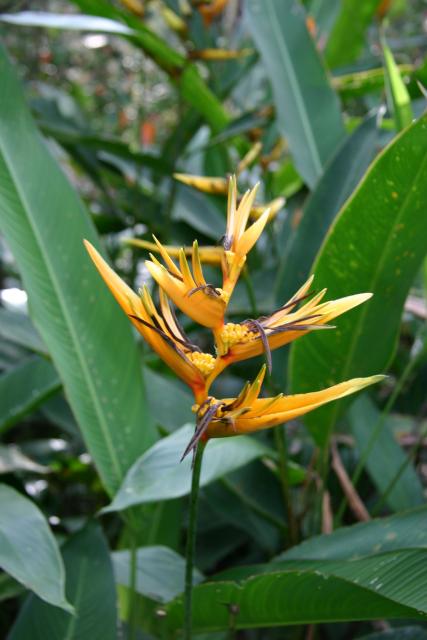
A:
0;485;70;611
276;114;378;302
382;38;413;131
326;0;382;69
246;0;346;188
0;46;155;494
289;114;427;444
8;525;117;640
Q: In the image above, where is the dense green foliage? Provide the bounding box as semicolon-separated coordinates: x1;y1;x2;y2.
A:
0;0;427;638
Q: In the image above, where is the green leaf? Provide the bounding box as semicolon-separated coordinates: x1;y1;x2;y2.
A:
144;368;193;432
0;484;71;611
165;549;427;632
0;45;155;494
0;308;47;354
8;524;117;640
113;546;204;603
0;573;25;602
276;114;378;302
0;357;61;435
289;113;427;444
382;38;414;131
103;425;272;513
325;0;383;69
277;505;427;560
246;0;345;188
349;396;424;512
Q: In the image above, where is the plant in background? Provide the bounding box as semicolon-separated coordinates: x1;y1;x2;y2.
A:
85;175;383;636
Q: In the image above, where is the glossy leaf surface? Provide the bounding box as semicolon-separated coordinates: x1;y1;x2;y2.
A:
289;113;427;443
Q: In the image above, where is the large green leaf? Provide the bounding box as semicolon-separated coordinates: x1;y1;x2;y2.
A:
349;397;424;512
8;524;117;640
113;546;204;603
246;0;345;188
0;356;60;434
325;0;382;69
0;484;71;611
144;369;193;432
165;548;427;632
0;45;155;494
289;113;427;444
276;114;378;302
103;425;273;512
277;505;427;560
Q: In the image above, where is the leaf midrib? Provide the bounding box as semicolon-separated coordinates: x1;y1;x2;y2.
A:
0;129;123;488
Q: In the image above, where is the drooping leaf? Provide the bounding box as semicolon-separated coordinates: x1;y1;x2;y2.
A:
289;113;427;444
0;484;71;611
0;357;60;435
113;545;204;603
325;0;383;69
8;524;117;640
0;45;155;494
0;308;47;354
103;425;273;513
165;548;427;632
276;114;378;302
246;0;346;188
0;11;133;33
349;396;424;512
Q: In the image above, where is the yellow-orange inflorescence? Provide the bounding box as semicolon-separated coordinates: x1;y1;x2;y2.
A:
84;174;383;459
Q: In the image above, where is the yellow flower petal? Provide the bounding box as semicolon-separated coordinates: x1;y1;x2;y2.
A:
125;238;223;265
84;240;207;393
146;260;226;329
173;173;228;195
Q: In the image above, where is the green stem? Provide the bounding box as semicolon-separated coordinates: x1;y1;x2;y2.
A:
336;353;419;523
184;442;205;640
274;426;298;546
127;527;138;640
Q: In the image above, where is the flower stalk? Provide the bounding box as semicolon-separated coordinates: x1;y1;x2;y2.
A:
184;441;205;640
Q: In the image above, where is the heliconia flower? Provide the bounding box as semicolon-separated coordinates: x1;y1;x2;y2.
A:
125;238;223;265
145;237;228;330
182;367;385;458
221;176;270;298
215;275;373;372
84;241;215;400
